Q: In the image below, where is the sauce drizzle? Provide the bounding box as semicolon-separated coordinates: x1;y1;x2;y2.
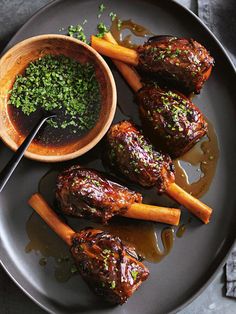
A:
110;17;153;49
174;119;219;198
97;221;174;263
25;212;76;283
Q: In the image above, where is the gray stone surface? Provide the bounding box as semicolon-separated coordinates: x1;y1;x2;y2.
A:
0;0;235;313
0;0;49;51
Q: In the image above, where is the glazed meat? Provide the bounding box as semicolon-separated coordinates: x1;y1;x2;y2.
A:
56;165;142;223
137;85;207;157
137;36;214;94
71;228;149;304
106;120;175;193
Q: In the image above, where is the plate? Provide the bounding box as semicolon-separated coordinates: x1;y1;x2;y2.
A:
0;1;236;314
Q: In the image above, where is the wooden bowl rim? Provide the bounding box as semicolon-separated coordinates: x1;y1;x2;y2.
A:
0;34;117;162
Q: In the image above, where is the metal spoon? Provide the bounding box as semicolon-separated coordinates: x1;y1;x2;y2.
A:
0;114;56;192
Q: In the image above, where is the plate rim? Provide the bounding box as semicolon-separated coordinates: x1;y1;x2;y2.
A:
0;0;236;313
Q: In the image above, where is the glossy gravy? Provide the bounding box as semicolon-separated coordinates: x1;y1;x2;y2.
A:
174;119;219;198
110;17;153;49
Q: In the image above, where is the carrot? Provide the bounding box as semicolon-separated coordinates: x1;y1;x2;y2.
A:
91;35;139;66
103;32;142;92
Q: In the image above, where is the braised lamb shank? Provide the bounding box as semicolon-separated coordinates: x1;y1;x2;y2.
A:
91;35;214;94
137;84;207;157
106;120;213;224
29;193;149;305
137;36;214;94
71;228;149;304
56;166;142;223
56;165;181;225
99;32;208;157
106;120;175;193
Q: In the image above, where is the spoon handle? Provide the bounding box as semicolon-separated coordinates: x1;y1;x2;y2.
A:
0;115;54;193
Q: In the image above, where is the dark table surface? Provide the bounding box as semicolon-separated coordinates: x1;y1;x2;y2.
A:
0;0;235;313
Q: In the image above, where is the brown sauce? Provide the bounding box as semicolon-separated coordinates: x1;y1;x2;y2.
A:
176;217;191;238
176;224;187;238
96;221;174;263
38;169;58;206
174;119;219;198
110;17;153;49
8;106;89;147
25;212;76;283
71;217;174;263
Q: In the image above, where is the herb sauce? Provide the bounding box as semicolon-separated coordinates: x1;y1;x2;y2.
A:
8;55;101;146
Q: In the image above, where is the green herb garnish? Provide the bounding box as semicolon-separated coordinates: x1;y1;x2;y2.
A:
131;270;139;281
155;91;194;134
98;3;106;18
9;55;101;133
96;22;109;38
117;19;122;30
70;264;78;274
109;12;117;21
39;257;47;266
102;249;111;255
67;24;87;43
110;280;116;289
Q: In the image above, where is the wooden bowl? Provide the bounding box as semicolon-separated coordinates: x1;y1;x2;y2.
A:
0;34;117;162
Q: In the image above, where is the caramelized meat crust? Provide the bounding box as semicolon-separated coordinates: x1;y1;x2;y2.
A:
137;85;208;157
137;36;214;94
106;120;175;192
56;165;142;223
71;228;149;304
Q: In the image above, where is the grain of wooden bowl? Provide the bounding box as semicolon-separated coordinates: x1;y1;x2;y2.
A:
0;34;117;162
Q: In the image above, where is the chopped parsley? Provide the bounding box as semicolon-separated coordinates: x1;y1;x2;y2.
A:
67;24;87;43
96;22;109;38
117;18;122;30
70;264;78;274
110;280;116;289
102;249;111;270
102;249;111;255
39;257;47;266
92;179;101;187
151;90;194;135
131;270;139;281
9;55;101;133
109;12;117;21
98;3;106;18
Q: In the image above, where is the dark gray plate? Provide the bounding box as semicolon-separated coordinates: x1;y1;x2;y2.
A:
0;0;236;313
